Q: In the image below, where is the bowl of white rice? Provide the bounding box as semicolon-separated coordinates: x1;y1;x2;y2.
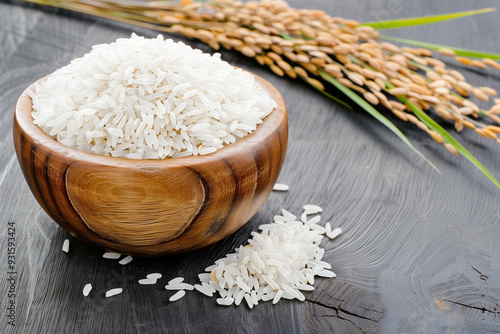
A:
13;34;287;256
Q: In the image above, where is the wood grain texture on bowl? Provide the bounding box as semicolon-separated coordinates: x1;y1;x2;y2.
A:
13;72;287;256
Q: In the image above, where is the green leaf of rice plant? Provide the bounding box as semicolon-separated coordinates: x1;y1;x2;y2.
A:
313;86;354;110
319;70;438;172
360;8;495;29
379;35;500;60
399;96;500;189
280;32;295;41
296;74;353;110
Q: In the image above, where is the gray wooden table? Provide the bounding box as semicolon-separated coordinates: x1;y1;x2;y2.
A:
1;0;500;333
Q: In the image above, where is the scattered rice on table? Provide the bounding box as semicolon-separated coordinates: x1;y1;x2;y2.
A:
71;204;341;307
194;206;340;307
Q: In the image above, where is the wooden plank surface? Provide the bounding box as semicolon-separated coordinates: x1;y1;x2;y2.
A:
1;0;500;333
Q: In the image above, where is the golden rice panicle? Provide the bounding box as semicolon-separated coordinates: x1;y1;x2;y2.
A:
50;0;500;151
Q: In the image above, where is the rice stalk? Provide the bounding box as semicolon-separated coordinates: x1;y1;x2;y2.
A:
19;0;500;188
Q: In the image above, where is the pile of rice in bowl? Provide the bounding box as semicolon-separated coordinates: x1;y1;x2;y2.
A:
30;34;277;159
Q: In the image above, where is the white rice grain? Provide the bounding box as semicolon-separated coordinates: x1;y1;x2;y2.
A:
62;239;69;253
167;277;184;285
317;270;336;278
165;283;193;291
272;290;284;304
83;283;92;297
281;209;296;220
147;273;162;280
325;222;332;236
118;256;133;265
303;204;323;213
327;227;342;240
194;284;213;297
105;288;123;297
272;183;289;191
192;205;342;308
234;290;246;306
244;294;254;309
169;290;186;302
102;252;121;259
216;297;234;306
180;283;194;291
139;278;157;285
31;34;276;160
203;282;216;293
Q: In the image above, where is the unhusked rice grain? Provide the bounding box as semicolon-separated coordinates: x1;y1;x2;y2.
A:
30;34;276;159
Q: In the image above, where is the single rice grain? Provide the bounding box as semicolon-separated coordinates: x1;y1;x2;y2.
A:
118;256;133;265
62;239;69;253
83;284;92;297
103;252;121;259
169;290;186;302
105;288;123;297
272;183;289;191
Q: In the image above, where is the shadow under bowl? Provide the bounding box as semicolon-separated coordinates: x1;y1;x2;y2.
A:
13;71;287;256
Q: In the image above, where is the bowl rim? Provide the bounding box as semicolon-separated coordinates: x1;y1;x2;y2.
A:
15;69;287;168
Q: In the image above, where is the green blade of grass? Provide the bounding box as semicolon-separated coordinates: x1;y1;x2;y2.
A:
380;35;500;60
398;95;500;189
319;70;438;172
360;8;495;29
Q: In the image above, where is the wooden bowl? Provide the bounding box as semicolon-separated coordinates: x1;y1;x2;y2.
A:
13;72;287;256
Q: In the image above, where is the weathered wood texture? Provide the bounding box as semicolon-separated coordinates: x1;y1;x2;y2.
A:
1;0;500;333
13;74;287;256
